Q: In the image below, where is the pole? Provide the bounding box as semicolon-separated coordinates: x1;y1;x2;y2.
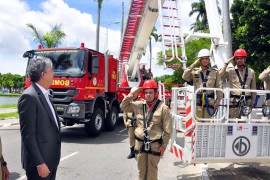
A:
222;0;233;57
104;16;109;52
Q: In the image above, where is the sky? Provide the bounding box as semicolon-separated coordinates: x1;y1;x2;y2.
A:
0;0;220;77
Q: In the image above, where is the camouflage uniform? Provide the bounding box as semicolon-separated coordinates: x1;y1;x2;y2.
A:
219;64;257;118
182;61;223;118
120;94;172;180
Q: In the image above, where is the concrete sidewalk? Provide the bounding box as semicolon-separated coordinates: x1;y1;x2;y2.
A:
0;118;19;128
0;108;17;114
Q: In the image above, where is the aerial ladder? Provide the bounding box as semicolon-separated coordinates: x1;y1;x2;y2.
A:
119;0;165;89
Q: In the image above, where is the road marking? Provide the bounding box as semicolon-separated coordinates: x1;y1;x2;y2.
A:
200;163;210;180
119;128;127;133
17;151;79;180
60;151;79;162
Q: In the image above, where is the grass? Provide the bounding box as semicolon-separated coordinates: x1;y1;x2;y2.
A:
0;112;18;120
0;104;17;108
0;104;18;120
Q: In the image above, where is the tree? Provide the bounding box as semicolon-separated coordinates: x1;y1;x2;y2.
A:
149;27;159;69
189;0;221;32
26;24;66;48
94;0;103;51
231;0;270;79
0;73;25;92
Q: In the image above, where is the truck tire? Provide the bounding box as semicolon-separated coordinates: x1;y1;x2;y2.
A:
104;106;118;131
85;108;104;137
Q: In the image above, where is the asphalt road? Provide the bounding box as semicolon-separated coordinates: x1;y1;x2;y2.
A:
1;119;270;180
0;119;203;180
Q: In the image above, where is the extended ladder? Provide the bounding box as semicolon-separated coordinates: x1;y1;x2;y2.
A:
158;0;187;69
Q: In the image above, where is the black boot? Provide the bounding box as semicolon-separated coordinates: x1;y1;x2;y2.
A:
127;147;135;159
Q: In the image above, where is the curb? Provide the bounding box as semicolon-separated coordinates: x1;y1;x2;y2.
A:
0;122;20;128
0;118;19;128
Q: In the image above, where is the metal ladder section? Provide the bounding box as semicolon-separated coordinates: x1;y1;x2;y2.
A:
157;0;187;69
118;0;147;87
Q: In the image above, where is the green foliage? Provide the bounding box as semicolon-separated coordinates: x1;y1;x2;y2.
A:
156;38;210;85
231;0;270;80
0;73;25;93
0;104;17;108
27;24;66;48
189;0;221;32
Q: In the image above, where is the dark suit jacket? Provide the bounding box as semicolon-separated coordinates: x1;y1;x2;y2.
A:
18;83;61;171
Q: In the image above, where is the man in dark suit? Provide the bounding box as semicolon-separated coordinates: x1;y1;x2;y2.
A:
18;57;61;180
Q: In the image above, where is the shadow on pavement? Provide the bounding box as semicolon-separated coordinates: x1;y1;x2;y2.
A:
207;163;270;179
60;118;128;145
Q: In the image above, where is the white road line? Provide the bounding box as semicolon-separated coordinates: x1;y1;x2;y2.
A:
200;163;210;180
16;151;79;180
119;128;127;133
60;151;79;162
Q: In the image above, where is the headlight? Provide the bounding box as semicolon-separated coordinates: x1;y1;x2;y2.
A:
242;106;252;116
67;105;80;114
262;106;270;116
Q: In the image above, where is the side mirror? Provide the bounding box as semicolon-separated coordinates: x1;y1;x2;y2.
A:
23;50;34;58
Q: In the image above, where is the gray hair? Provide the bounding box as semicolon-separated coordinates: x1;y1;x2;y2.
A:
27;57;53;82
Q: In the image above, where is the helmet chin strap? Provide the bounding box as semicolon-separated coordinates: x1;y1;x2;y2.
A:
147;98;156;104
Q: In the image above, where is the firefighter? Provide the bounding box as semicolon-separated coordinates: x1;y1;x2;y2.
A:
120;80;172;180
123;87;140;159
259;66;270;91
146;68;153;79
182;49;223;119
259;66;270;116
219;48;256;118
140;65;147;80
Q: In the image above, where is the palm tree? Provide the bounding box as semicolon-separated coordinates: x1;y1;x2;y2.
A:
26;24;66;48
189;0;221;32
94;0;103;51
149;27;159;69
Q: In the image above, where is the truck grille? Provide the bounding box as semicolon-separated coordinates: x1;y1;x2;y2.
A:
49;88;78;103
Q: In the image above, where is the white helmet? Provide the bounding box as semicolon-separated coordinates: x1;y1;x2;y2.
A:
198;49;211;58
130;87;138;93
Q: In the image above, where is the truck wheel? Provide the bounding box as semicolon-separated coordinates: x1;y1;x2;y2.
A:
104;106;118;131
85;108;104;137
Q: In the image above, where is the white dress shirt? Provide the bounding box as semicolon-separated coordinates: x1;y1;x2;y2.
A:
35;83;59;129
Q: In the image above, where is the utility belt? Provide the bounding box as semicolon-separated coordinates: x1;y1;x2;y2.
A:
126;116;136;127
230;94;251;100
229;94;251;108
134;136;162;156
197;93;215;99
196;103;214;109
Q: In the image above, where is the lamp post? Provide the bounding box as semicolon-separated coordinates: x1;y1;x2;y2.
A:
104;20;120;52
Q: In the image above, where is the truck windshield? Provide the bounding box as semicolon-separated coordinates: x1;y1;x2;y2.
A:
29;49;86;77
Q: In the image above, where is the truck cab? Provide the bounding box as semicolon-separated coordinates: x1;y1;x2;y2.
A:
23;43;120;137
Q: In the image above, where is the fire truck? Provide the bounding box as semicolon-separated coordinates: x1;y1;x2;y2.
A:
23;44;121;137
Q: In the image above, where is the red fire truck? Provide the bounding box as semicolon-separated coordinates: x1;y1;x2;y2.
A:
23;43;123;137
